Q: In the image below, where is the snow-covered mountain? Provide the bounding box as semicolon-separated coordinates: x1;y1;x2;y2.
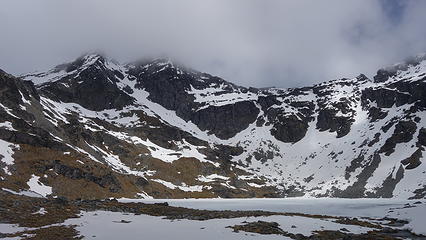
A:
1;53;425;199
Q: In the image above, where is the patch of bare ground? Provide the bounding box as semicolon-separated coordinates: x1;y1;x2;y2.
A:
1;225;82;240
1;142;279;200
228;221;426;240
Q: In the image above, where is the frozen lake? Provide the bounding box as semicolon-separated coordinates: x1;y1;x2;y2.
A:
124;197;411;217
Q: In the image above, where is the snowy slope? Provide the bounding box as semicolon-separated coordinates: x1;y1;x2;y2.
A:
0;53;425;199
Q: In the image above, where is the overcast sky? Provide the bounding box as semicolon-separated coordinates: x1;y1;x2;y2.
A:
1;0;426;88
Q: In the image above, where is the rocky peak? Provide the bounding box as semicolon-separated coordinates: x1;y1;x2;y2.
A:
356;73;369;82
125;57;262;139
0;69;39;104
61;53;108;73
374;53;426;83
28;54;134;111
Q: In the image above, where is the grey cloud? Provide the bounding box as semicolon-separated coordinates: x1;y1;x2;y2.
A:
0;0;426;88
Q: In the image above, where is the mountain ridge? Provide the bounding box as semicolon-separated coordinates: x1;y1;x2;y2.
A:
0;53;425;199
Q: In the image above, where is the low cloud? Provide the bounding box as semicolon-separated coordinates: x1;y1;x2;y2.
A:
1;0;426;87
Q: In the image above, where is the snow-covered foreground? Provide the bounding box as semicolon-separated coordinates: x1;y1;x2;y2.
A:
64;210;370;240
1;198;425;239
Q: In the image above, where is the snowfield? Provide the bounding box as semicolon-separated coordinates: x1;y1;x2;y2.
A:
2;198;424;239
62;210;374;240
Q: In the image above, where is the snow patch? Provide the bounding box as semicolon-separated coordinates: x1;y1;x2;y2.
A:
26;175;52;197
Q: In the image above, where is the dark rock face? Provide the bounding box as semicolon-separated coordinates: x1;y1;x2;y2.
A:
48;160;122;193
345;154;365;180
0;128;65;151
391;80;426;109
128;60;260;139
270;115;308;142
368;133;381;147
363;76;426;111
367;107;388;122
191;101;260;139
261;96;314;143
129;59;199;118
334;153;381;198
373;165;404;198
258;92;314;143
361;88;410;108
401;149;422;170
39;55;134;111
135;177;149;187
252;149;275;164
379;121;417;155
257;95;281;110
418;128;426;147
374;68;399;83
316;109;352;138
0;71;68;150
312;78;364;138
410;185;426;199
0;69;39;116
